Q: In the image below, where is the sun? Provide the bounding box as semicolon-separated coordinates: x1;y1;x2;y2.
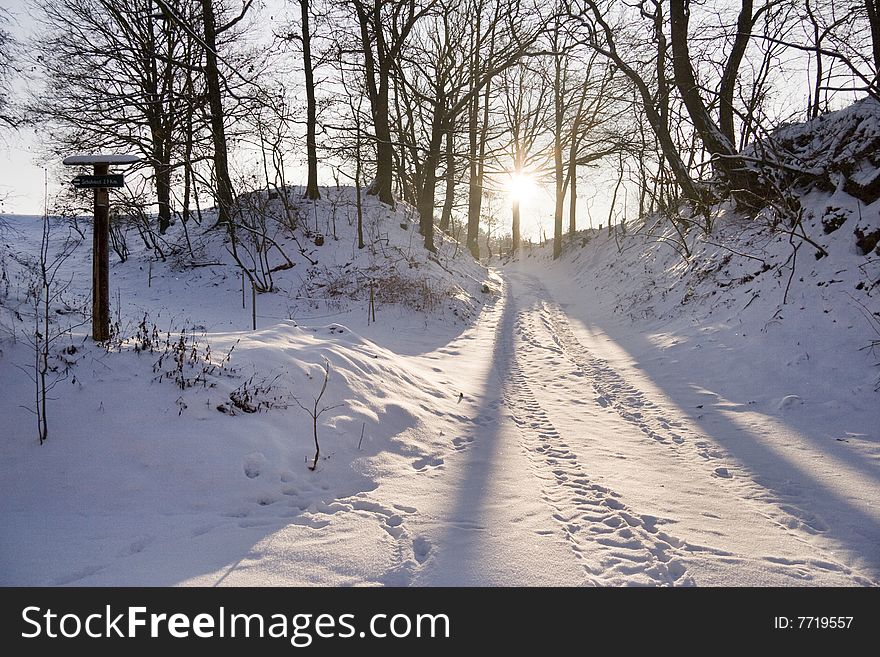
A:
505;172;539;204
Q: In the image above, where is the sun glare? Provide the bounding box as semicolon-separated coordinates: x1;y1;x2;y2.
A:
505;172;539;204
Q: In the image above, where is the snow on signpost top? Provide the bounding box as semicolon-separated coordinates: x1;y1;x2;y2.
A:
62;154;142;165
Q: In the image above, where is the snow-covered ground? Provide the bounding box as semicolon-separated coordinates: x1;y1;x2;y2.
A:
501;239;879;585
2;110;879;585
0;192;498;586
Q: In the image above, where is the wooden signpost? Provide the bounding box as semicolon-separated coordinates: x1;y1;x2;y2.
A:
62;154;140;341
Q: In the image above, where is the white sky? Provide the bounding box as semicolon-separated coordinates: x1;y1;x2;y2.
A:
1;1;43;214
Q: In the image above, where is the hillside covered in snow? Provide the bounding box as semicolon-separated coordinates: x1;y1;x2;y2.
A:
0;190;499;585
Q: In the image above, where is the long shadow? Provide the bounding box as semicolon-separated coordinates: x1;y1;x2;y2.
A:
531;270;880;580
0;215;483;586
569;301;880;488
416;282;523;585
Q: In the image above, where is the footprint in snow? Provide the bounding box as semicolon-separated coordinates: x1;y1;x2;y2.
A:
54;565;106;586
191;524;218;537
243;452;266;479
411;456;444;471
124;535;154;556
412;537;432;564
777;395;803;411
452;436;474;450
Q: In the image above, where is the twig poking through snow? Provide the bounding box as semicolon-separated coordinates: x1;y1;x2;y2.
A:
293;358;342;471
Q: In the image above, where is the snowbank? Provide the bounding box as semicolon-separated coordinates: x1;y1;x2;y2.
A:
0;187;494;585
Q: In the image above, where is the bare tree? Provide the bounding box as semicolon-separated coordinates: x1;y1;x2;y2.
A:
463;0;547;258
293;358;341;471
351;0;440;206
32;0;204;234
403;1;550;252
801;1;877;117
197;0;251;228
299;0;321;200
669;1;752;198
550;11;570;259
439;120;459;231
465;0;497;258
573;1;705;205
545;11;620;256
865;0;880;79
19;208;86;444
564;51;620;236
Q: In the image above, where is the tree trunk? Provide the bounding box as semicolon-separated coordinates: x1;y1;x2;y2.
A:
300;0;320;200
512;198;521;254
866;0;880;83
395;73;422;205
568;142;577;236
144;14;172;235
440;126;455;231
670;0;762;202
418;161;437;253
200;0;235;228
355;118;365;250
669;0;736;156
417;105;444;253
182;62;195;228
367;71;395;206
145;110;172;234
353;3;393;207
718;1;753;145
155;159;172;234
806;0;823;119
553;48;564;260
584;1;702;203
466;84;482;257
466;14;482;259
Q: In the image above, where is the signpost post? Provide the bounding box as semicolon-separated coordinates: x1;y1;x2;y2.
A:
62;154;140;342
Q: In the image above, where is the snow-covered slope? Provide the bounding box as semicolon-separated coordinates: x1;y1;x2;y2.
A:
763;97;880;203
0;189;495;585
524;99;880;410
527;196;879;401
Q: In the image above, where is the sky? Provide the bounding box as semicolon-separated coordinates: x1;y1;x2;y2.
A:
1;128;45;215
1;1;44;214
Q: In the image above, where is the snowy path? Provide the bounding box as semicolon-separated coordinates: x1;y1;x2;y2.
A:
404;274;692;585
393;267;879;586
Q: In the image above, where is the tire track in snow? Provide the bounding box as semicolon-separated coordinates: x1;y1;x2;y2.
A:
510;273;717;462
499;287;693;585
540;302;717;456
534;302;843;552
